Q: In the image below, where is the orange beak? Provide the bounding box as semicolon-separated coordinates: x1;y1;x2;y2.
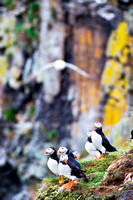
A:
75;155;78;160
65;158;68;164
44;150;48;155
93;125;96;130
57;150;61;155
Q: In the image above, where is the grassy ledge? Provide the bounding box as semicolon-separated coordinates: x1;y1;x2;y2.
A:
36;143;133;200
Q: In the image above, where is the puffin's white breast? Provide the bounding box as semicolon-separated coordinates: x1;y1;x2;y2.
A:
58;163;71;178
85;141;101;158
85;141;96;152
91;131;105;153
47;158;59;175
91;131;102;148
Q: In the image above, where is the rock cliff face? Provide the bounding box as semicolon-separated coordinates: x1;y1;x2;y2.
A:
0;0;133;199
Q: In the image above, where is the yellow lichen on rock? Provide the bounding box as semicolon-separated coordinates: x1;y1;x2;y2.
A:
102;21;131;136
102;60;123;86
106;21;130;57
0;56;8;83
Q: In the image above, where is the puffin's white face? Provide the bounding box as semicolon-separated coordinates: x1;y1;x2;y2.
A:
87;130;92;137
71;150;78;160
44;147;55;155
60;154;68;164
59;154;68;163
94;122;102;130
57;147;68;155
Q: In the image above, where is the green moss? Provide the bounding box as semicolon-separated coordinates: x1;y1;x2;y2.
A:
25;27;38;40
127;153;133;159
28;105;36;117
48;129;58;141
14;23;24;34
3;107;16;121
37;186;86;200
44;177;59;185
79;150;88;159
50;7;57;22
27;2;40;22
3;0;15;8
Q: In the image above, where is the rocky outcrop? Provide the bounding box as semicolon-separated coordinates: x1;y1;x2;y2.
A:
102;149;133;185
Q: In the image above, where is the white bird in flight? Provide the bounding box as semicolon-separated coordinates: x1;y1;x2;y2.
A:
29;60;93;81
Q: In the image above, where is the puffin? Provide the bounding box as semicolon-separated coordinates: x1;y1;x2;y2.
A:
92;122;117;158
57;146;78;160
57;146;69;155
61;151;87;190
85;130;102;159
131;130;133;142
57;147;78;184
44;147;59;178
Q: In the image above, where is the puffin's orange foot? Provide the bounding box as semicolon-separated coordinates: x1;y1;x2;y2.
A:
63;181;74;190
62;180;74;190
57;175;60;179
97;153;104;160
74;180;79;183
58;179;65;184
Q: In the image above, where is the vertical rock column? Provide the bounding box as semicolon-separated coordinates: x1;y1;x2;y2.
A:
70;17;109;150
38;0;65;103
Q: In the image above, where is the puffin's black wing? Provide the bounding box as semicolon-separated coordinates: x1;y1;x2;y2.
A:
68;157;82;170
101;133;117;152
67;158;86;178
71;166;86;179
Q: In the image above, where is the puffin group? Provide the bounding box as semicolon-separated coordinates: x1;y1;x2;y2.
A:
85;122;117;159
44;146;86;189
44;122;117;189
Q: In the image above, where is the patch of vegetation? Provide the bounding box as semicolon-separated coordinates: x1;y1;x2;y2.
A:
2;0;15;8
48;129;58;141
50;6;57;22
14;23;38;39
3;107;16;121
79;149;88;159
28;105;36;117
14;23;24;34
27;1;40;23
25;27;38;39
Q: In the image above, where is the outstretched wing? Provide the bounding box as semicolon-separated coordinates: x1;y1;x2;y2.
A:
35;63;54;75
29;62;54;82
66;62;94;80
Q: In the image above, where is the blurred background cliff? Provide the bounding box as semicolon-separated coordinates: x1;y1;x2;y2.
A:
0;0;133;199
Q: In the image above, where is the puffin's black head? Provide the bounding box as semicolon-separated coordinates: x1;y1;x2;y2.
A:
57;146;69;155
131;130;133;141
68;150;78;160
93;122;102;130
44;147;56;155
87;130;92;137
